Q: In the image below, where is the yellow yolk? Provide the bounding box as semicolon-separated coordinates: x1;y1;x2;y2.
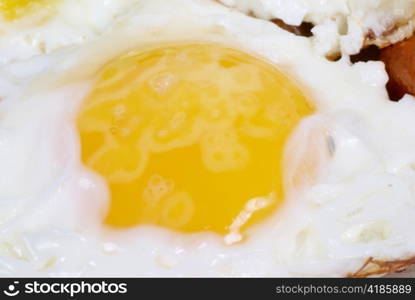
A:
0;0;54;20
77;43;314;235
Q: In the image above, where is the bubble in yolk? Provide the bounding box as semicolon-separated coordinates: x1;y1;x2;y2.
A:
0;0;54;21
77;43;314;235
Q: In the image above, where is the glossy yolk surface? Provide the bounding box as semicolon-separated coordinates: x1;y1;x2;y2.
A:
0;0;54;20
77;43;314;235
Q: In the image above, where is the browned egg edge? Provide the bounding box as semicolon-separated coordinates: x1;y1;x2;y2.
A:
347;256;415;278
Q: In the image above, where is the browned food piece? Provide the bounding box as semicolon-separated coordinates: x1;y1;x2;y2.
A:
271;19;313;37
381;35;415;100
347;256;415;277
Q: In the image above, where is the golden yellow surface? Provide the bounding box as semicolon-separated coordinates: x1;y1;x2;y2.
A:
0;0;54;20
77;43;314;234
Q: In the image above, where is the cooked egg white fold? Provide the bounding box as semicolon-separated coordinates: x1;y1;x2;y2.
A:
220;0;415;56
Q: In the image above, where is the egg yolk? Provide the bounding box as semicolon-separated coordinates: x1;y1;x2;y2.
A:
0;0;54;20
77;43;314;235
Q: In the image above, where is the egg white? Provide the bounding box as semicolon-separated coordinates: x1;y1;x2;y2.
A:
220;0;415;55
0;0;415;277
0;0;141;64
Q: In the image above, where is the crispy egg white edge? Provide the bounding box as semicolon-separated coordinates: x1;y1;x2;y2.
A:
220;0;415;55
0;0;415;276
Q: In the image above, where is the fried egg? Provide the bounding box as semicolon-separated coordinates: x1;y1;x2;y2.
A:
1;0;415;277
0;0;139;64
220;0;415;56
